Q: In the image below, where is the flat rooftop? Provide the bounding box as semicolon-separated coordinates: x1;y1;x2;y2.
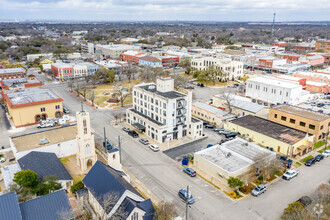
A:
247;77;301;89
1;78;41;89
138;84;186;99
272;105;329;121
0;68;25;74
195;138;275;172
4;87;62;106
11;125;77;152
97;44;140;50
192;102;234;119
229;115;311;144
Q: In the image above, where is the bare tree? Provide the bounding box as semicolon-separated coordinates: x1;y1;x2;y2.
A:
74;81;81;97
220;92;233;114
155;202;178;220
113;87;131;107
81;83;89;101
58;208;74;220
172;74;189;90
99;192;127;220
122;63;137;83
90;90;96;107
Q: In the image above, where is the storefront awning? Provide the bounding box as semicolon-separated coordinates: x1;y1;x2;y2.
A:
133;123;146;131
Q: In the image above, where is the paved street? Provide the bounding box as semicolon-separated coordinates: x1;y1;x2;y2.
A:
1;74;329;219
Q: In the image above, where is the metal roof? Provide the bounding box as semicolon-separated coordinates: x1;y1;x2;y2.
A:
18;151;73;181
83;161;141;213
0;192;22;220
19;189;74;220
193;102;234;119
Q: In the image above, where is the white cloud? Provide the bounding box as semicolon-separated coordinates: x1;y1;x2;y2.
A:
0;0;329;21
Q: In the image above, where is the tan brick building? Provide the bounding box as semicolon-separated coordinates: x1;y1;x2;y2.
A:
315;40;330;53
268;105;330;142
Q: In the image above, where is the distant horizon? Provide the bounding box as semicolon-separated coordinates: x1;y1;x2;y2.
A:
0;0;329;22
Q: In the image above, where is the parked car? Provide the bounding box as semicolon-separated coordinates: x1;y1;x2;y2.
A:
128;130;139;138
63;107;70;114
139;138;149;145
305;158;316;166
251;184;267;196
178;189;195;204
205;124;215;129
322;150;330;157
37;122;54;128
219;130;230;135
185;85;194;89
317;103;325;107
200;83;204;87
317;110;324;113
149;144;159;152
314;154;324;162
279;156;293;168
225;132;237;139
282;169;299;180
122;127;130;132
214;127;225;132
0;157;6;163
183;168;196;177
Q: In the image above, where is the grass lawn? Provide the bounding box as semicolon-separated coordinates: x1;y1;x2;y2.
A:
73;175;84;183
95;96;111;107
300;155;314;163
113;95;133;107
317;146;330;153
314;141;326;149
295;162;302;167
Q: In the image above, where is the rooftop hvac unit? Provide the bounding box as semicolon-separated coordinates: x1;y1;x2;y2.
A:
148;85;156;90
226;152;232;157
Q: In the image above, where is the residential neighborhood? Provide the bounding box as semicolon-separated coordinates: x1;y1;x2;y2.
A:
0;5;330;220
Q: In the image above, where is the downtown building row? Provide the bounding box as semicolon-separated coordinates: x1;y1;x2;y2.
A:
50;62;99;79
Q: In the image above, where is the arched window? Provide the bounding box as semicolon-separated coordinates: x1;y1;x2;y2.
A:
41;114;47;120
85;144;91;155
55;111;62;118
35;115;41;122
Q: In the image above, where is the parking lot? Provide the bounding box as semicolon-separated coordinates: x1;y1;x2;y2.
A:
163;126;228;161
297;98;330;115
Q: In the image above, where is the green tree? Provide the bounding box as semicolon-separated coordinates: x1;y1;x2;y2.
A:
94;67;116;83
71;181;84;194
227;177;244;189
53;46;74;59
13;170;39;188
37;175;62;196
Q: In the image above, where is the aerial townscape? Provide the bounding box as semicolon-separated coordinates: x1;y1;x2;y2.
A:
0;2;329;220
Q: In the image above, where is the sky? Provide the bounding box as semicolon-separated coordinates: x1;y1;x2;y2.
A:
0;0;329;22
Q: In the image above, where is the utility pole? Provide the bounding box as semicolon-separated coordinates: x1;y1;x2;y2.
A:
185;185;190;220
104;127;106;152
118;136;122;163
271;13;276;40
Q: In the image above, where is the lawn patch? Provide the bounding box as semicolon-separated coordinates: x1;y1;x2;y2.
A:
314;141;326;149
300;155;314;163
295;162;302;167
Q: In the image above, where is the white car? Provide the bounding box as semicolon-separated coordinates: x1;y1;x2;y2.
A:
282;169;299;180
0;157;6;163
149;144;159;152
322;150;330;157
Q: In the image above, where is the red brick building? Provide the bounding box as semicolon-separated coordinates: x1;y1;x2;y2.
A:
51;63;74;79
121;51;147;64
156;56;179;68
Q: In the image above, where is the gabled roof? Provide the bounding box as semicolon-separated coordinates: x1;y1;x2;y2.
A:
18;151;72;181
83;161;141;211
0;192;22;220
19;189;74;220
138;199;155;220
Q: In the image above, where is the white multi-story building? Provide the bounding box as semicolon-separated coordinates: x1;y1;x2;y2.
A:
126;76;203;143
191;57;244;80
245;76;312;105
95;44;141;59
253;45;285;53
81;43;95;54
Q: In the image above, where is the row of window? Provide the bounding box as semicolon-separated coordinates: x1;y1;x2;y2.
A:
275;114;317;130
134;91;167;109
41;105;61;112
248;84;289;97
